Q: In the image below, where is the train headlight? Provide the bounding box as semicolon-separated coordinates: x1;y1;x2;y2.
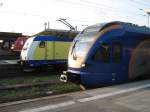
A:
63;71;67;74
20;61;23;65
81;63;86;68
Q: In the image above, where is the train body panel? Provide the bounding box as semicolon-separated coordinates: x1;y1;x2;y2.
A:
60;21;150;87
31;41;71;61
54;42;71;59
32;41;46;60
20;35;74;68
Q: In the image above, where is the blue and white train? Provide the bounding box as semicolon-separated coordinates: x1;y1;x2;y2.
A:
20;29;78;71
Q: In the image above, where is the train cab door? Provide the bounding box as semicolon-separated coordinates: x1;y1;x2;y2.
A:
54;42;71;60
36;41;46;60
111;41;126;83
90;42;112;85
45;41;54;60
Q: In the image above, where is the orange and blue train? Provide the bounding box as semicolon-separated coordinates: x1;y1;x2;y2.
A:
60;21;150;87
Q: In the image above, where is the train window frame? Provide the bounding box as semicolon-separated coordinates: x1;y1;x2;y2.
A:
92;42;110;63
2;41;10;50
112;42;122;63
39;41;46;48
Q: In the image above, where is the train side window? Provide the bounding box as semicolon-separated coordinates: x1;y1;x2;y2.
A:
112;42;122;63
3;41;10;50
92;43;110;63
39;41;45;48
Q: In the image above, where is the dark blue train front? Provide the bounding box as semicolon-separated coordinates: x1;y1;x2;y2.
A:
60;21;150;87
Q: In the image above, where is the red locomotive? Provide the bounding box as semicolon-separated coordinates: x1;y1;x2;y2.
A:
11;36;29;53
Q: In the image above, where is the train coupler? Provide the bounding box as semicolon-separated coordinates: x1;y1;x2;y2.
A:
60;71;68;83
60;71;81;84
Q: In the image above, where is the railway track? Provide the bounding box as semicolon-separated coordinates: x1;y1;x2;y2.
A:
0;49;19;60
0;59;64;78
0;54;19;60
0;63;22;78
0;67;63;79
0;75;80;103
0;80;60;90
0;60;80;103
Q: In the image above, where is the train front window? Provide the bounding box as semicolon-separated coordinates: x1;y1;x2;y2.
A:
22;37;34;51
75;41;92;57
71;23;105;59
77;23;105;40
92;43;110;63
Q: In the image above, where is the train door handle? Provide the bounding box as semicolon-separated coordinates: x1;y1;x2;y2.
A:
112;73;116;81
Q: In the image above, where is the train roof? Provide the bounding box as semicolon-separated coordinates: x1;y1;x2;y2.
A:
86;21;150;35
45;29;79;33
34;29;79;37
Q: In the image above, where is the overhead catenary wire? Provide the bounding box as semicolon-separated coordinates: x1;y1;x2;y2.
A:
57;0;149;19
130;0;150;8
0;9;96;24
0;0;148;23
0;0;148;33
59;0;148;14
0;9;142;25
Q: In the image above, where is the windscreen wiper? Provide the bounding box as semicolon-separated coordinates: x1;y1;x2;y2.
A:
71;40;78;60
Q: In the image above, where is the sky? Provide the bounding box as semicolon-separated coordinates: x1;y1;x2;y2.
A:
0;0;149;35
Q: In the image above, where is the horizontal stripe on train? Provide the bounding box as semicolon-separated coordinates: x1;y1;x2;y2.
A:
33;36;73;42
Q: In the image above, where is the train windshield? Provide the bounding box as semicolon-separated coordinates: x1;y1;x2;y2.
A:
73;40;92;57
71;23;105;58
77;23;105;39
